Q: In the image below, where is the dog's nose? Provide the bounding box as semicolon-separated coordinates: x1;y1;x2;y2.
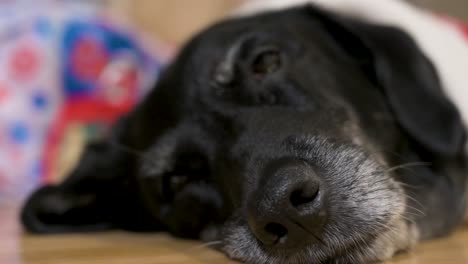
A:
247;159;327;249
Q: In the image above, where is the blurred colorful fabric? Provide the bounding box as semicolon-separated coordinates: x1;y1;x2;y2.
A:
0;1;172;199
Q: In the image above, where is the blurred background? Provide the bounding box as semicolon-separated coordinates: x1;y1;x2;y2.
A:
110;0;468;44
0;0;466;201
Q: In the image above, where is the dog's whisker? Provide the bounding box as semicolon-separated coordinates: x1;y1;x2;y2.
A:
111;142;146;158
186;240;223;251
147;241;223;261
399;214;417;224
398;181;425;190
403;193;426;211
385;162;432;173
404;204;426;217
366;149;406;160
110;142;163;169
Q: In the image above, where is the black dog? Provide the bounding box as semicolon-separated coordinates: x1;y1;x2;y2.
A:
21;5;467;263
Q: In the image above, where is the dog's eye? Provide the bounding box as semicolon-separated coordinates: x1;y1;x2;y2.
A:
169;175;189;194
252;49;281;78
162;174;189;199
161;152;210;200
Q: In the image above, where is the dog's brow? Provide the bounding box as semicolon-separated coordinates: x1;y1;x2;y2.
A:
214;33;259;86
214;45;240;85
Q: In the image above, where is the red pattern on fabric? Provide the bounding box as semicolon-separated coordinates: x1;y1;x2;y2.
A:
9;45;41;81
0;86;9;103
70;37;109;82
10;146;23;164
99;66;139;107
41;98;134;183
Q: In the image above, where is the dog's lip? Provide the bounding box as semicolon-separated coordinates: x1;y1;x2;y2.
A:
221;208;394;263
224;238;328;264
261;238;324;256
223;234;365;264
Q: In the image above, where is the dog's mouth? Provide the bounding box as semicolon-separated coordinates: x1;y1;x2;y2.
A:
219;207;415;264
215;137;417;264
221;215;416;264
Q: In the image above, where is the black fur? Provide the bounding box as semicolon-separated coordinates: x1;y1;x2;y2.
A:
21;5;467;263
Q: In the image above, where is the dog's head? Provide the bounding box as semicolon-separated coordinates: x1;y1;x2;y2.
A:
132;6;467;262
22;5;467;263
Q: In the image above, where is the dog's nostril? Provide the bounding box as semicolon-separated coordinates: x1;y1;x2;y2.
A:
290;181;319;208
265;222;288;242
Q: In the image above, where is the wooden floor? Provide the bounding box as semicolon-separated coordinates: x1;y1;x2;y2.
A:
1;204;468;264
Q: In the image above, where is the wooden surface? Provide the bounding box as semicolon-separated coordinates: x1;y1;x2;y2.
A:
1;204;468;264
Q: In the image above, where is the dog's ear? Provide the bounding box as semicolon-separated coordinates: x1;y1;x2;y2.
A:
22;140;121;233
307;6;466;157
21;136;163;233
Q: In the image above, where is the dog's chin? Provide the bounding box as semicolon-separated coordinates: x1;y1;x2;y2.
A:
219;138;419;264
